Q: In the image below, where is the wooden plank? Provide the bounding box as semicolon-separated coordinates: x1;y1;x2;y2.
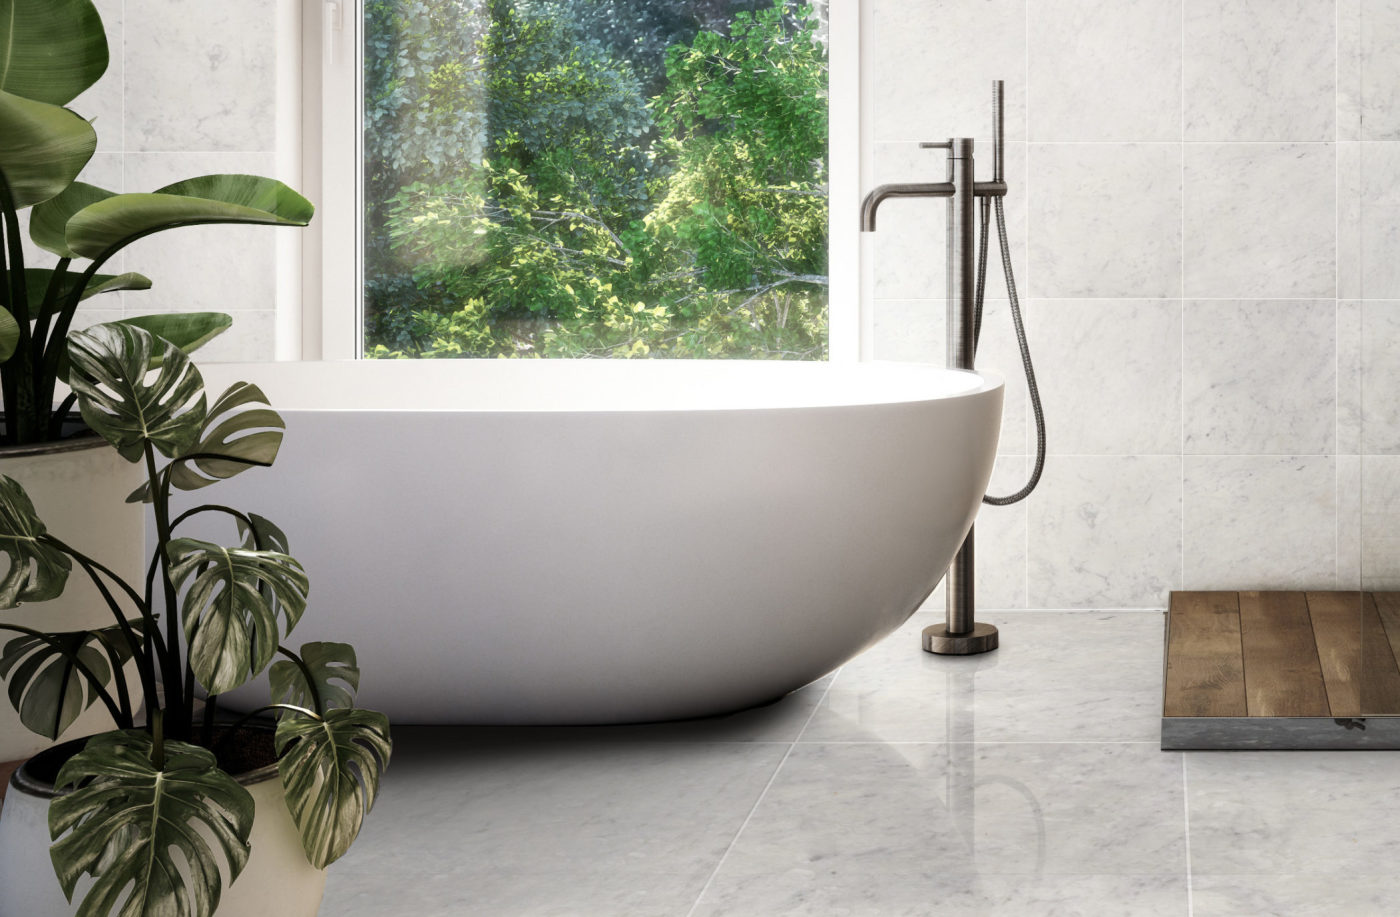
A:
1163;592;1246;717
1305;591;1363;717
1364;593;1400;715
1371;592;1400;672
1238;591;1329;717
0;759;20;816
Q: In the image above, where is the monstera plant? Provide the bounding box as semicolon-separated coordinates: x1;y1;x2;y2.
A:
0;321;391;916
0;0;313;446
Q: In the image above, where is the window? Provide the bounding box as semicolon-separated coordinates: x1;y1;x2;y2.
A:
309;0;858;360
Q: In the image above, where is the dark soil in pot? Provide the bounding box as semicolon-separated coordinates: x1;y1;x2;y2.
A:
12;722;279;799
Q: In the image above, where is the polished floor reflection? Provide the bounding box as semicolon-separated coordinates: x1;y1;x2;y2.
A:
322;608;1400;916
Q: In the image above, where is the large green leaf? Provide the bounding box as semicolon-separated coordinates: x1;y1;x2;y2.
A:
66;322;207;462
22;267;152;313
237;513;290;555
170;381;284;491
0;473;70;606
0;621;138;739
167;538;309;695
49;730;254;917
125;378;281;503
65;174;315;261
0;88;96;208
276;707;391;869
0;0;108;106
0;305;16;361
29;180;116;256
270;642;360;717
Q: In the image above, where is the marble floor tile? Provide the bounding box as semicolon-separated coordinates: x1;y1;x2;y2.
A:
319;729;787;916
1192;874;1400;917
692;742;1187;915
800;611;1166;745
1186;752;1400;877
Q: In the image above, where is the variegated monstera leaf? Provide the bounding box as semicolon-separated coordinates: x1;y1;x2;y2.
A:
49;730;254;917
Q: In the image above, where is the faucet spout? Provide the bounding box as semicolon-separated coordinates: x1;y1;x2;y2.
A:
859;182;956;232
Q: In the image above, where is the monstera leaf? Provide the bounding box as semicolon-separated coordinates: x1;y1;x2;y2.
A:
0;0;109;106
270;643;361;716
67;322;207;462
64;174;314;262
125;383;282;503
276;707;392;868
0;621;138;739
49;731;254;917
0;88;96;209
237;513;290;555
167;538;309;695
0;473;71;606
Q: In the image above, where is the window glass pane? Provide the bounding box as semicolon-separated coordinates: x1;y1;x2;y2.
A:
363;0;829;359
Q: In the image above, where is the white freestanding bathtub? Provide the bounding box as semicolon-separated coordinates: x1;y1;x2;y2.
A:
186;360;1002;724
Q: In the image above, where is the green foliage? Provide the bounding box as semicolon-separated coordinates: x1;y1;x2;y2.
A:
364;0;828;360
1;322;390;915
0;2;312;446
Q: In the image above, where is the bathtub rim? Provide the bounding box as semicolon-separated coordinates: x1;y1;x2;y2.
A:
195;359;1006;414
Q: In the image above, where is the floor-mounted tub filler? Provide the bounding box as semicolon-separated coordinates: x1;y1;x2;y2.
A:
189;358;1002;724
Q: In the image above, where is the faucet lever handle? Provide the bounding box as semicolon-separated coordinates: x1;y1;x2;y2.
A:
919;141;953;149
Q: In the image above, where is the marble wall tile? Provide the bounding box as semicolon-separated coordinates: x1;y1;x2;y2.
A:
1028;299;1182;454
173;310;277;363
872;300;1030;458
1338;142;1363;297
1183;455;1337;589
1028;0;1182;142
1339;142;1400;299
1027;455;1182;608
1182;300;1336;454
975;456;1030;608
1339;300;1363;453
121;153;279;315
1183;0;1336;141
1355;0;1400;139
1337;0;1363;140
1361;455;1400;588
75;0;124;153
871;142;1027;300
870;0;1027;144
1361;301;1400;453
1183;142;1336;298
1339;453;1362;588
1028;143;1183;298
124;0;277;152
693;741;1186;917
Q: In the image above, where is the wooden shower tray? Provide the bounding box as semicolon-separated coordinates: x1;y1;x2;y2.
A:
1162;591;1400;749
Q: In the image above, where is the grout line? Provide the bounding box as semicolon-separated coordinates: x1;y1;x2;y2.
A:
1183;754;1195;917
683;668;839;917
1180;0;1187;595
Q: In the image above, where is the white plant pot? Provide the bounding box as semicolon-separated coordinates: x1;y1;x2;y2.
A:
0;434;145;761
0;741;328;916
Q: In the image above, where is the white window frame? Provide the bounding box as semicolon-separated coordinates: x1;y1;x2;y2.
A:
299;0;861;362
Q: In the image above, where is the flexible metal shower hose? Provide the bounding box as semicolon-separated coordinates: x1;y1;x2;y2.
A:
974;194;1045;505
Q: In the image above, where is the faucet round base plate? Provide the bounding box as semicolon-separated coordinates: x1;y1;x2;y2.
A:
922;622;999;656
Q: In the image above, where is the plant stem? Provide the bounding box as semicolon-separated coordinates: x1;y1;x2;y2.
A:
170;503;255;533
146;443;187;741
277;645;324;716
200;692;220;747
0;178;34;444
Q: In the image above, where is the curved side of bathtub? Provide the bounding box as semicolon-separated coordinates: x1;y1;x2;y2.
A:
190;363;1003;724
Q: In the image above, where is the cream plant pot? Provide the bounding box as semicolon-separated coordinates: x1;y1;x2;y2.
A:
0;750;328;916
0;435;146;762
